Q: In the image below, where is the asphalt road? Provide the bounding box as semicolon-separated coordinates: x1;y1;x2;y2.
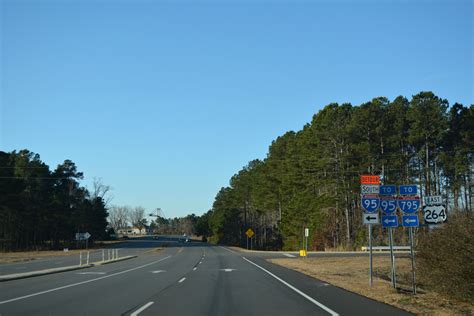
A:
0;238;412;316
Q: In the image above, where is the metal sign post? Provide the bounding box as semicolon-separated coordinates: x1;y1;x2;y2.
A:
399;184;419;295
245;228;254;250
409;227;416;295
388;227;396;288
304;228;309;259
361;175;381;287
368;224;373;286
380;191;398;289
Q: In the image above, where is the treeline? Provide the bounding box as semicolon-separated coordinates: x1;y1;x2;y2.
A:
198;92;473;250
0;150;109;251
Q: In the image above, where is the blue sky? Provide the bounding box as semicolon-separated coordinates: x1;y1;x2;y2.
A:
1;0;472;218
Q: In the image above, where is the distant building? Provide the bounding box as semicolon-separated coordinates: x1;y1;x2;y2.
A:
117;226;147;235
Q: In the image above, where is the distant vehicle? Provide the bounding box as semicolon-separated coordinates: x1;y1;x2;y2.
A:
122;235;129;239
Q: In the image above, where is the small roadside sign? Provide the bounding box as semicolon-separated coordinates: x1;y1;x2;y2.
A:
423;195;442;205
380;198;397;214
398;198;420;214
402;215;419;227
245;228;254;238
382;215;398;228
363;213;379;225
75;232;91;241
360;175;380;185
379;185;397;196
399;185;418;196
423;205;447;224
362;197;380;213
361;184;380;195
304;228;309;237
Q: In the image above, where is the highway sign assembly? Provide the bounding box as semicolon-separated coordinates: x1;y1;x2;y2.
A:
423;205;447;223
382;215;398;228
363;213;379;225
402;215;419;227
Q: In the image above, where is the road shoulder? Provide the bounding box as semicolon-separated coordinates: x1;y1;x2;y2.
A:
268;257;473;316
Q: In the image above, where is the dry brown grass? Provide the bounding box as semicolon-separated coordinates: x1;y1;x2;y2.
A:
0;249;86;264
0;241;125;264
269;257;473;316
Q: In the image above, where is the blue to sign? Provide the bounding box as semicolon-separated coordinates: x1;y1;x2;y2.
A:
399;185;417;195
382;215;398;228
379;185;396;196
362;197;380;213
398;199;420;214
402;215;419;227
380;199;397;214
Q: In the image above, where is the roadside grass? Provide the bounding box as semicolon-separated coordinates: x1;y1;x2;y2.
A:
0;240;125;264
268;257;473;316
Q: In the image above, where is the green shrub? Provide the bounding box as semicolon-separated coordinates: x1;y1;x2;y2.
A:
417;212;473;302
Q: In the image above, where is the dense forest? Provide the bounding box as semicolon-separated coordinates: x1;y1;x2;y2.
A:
198;92;473;250
0;150;109;251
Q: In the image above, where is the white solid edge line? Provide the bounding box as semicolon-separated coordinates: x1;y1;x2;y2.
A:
131;301;154;316
219;246;239;255
178;277;186;283
242;257;339;316
0;256;172;305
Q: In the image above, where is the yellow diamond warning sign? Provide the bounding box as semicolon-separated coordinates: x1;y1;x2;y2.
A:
245;228;254;238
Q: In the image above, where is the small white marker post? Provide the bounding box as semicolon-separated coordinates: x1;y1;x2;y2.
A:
102;249;105;262
86;251;90;265
79;251;83;266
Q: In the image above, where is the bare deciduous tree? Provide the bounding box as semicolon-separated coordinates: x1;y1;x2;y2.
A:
91;177;113;207
108;206;130;232
129;206;147;231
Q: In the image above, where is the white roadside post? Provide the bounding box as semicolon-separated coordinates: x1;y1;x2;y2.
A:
86;251;90;265
102;249;105;262
79;251;83;266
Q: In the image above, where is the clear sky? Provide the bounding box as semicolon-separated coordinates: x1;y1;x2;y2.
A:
1;0;472;218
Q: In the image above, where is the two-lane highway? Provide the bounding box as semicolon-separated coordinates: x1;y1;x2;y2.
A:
0;238;412;315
